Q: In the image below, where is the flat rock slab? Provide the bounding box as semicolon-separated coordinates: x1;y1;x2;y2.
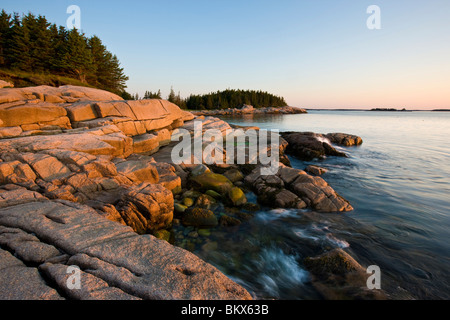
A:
0;125;133;158
0;199;251;300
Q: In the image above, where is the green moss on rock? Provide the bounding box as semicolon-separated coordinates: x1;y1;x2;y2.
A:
190;172;233;194
182;207;218;228
228;187;247;207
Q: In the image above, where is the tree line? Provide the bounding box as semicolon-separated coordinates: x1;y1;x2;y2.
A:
0;10;129;95
185;89;287;110
135;88;288;110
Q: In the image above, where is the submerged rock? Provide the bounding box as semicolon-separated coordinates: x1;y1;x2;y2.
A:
304;249;386;300
219;215;241;227
182;207;219;228
195;193;216;209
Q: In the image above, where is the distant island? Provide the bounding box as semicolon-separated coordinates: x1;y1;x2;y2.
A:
432;109;450;112
370;108;410;112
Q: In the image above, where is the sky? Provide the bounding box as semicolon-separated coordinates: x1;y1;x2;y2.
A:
2;0;450;109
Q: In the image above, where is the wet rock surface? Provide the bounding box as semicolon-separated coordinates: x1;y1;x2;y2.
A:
0;85;366;300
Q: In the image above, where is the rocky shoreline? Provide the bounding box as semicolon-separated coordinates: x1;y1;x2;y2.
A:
0;85;379;300
191;104;307;117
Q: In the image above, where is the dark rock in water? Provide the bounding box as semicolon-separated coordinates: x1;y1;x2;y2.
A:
325;133;363;147
182;207;218;228
153;229;171;242
195;194;216;209
227;187;247;207
281;132;347;161
242;202;261;212
304;249;386;300
306;165;328;176
219;215;241;227
244;165;353;213
223;168;244;183
304;249;365;276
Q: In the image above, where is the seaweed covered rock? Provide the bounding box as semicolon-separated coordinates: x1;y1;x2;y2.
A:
182;207;218;228
190;172;233;194
304;249;386;300
227;187;247;207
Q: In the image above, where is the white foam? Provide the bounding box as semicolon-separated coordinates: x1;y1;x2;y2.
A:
255;247;309;298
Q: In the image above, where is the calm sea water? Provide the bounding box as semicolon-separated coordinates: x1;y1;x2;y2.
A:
182;111;450;300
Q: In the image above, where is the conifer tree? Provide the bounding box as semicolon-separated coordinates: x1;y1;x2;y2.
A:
61;28;93;82
0;10;12;67
8;13;33;71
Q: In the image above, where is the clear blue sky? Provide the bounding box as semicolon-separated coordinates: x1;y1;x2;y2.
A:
2;0;450;109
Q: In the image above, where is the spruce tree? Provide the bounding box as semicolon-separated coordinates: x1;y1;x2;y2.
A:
0;10;12;67
8;13;33;71
61;28;93;82
30;15;52;72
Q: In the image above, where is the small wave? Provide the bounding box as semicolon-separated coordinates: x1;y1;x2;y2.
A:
293;229;320;241
325;233;350;248
315;136;332;145
293;225;350;249
255;208;301;222
255;247;309;298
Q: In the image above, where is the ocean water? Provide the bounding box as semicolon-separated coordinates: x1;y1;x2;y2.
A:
182;111;450;300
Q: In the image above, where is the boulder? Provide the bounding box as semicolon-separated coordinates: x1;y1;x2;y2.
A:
281;132;347;161
244;165;353;213
223;168;244;183
227;187;247;207
118;182;174;233
219;215;241;227
326;133;363;147
240;105;254;113
195;194;216;209
190;164;211;177
306;165;328;176
190;172;234;194
304;249;386;300
182;207;218;228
